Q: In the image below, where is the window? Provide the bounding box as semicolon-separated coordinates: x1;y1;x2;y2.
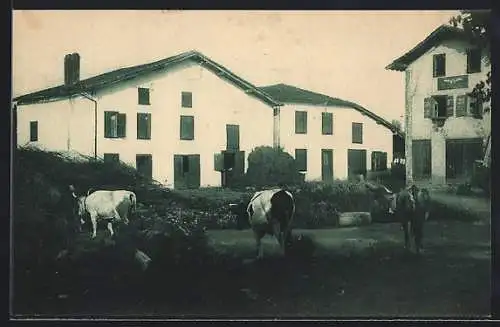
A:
295;111;307;134
29;121;38;141
433;54;446;77
352;122;363;144
431;96;448;118
468;95;483;118
137;113;152;139
181;91;193;108
467;48;482;74
371;151;388;172
103;153;119;163
104;111;126;138
322;112;333;135
138;87;150;105
180;115;194;140
295;149;307;172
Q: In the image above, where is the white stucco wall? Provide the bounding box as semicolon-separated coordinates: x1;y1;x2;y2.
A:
405;38;491;183
17;60;274;188
407;39;490;141
279;104;394;181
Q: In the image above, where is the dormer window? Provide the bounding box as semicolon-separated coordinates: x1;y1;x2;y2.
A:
433;54;446;77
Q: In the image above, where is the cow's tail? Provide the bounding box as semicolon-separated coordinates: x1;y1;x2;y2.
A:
86;188;94;196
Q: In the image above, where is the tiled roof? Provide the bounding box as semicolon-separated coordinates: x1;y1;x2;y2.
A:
386;25;469;71
13;50;281;107
259;83;403;136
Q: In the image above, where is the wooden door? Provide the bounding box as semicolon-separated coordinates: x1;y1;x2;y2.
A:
348;149;367;179
321;149;334;183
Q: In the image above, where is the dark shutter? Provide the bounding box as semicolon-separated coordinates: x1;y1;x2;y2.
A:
433;54;446;77
446;95;454;117
30;121;38;141
467;49;482;74
226;124;240;151
423;97;432;118
233;151;245;176
187;155;200;189
104;111;114;138
137;113;151;139
322;112;333;135
174;155;185;189
456;95;467;117
352;123;363;144
382;152;387;171
117;113;126;138
136;154;152;180
181;92;193;108
295;149;307;171
214;153;224;172
295;111;307;134
138;88;150;105
180;115;194;140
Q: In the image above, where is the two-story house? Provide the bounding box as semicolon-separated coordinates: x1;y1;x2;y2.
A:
259;83;401;181
14;50;280;189
386;25;491;185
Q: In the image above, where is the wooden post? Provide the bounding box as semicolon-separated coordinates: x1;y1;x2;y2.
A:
404;68;413;186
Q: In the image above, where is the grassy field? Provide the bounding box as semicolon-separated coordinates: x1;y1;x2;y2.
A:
31;219;490;318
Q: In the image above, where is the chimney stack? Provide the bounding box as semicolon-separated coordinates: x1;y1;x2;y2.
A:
64;53;80;86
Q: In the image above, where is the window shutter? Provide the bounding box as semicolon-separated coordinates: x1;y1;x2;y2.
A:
322;112;333;135
226;124;240;151
214;152;224;171
117;113;126;138
352;123;363;144
104;111;112;138
295;149;307;171
30;121;38;141
181;92;192;108
180;115;194;140
295;111;307;134
138;88;150;105
455;95;467;117
137;113;151;139
423;97;432;118
446;95;454;117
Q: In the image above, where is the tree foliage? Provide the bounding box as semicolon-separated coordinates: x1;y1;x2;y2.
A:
450;10;491;111
245;146;303;187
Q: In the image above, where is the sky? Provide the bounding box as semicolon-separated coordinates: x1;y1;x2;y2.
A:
12;10;459;124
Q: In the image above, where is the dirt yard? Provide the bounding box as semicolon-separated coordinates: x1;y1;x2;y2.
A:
49;218;490;319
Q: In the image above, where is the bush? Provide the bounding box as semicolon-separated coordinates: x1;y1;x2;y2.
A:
12;147;221;313
244;146;303;188
289;181;371;229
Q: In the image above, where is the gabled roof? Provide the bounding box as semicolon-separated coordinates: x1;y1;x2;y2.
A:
259;83;403;136
13;50;281;107
385;25;469;71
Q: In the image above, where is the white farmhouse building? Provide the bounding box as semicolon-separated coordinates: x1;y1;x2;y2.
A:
258;83;401;181
14;50;400;189
14;51;279;189
386;25;491;185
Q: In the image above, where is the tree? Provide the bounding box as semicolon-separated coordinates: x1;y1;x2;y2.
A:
450;10;491;112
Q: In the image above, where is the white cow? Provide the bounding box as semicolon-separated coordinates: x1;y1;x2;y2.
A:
246;188;296;260
70;185;137;238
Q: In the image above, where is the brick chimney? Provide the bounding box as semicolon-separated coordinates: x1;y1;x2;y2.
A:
64;53;80;86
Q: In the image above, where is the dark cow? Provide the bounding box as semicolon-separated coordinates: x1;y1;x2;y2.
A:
230;188;296;260
366;182;431;254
